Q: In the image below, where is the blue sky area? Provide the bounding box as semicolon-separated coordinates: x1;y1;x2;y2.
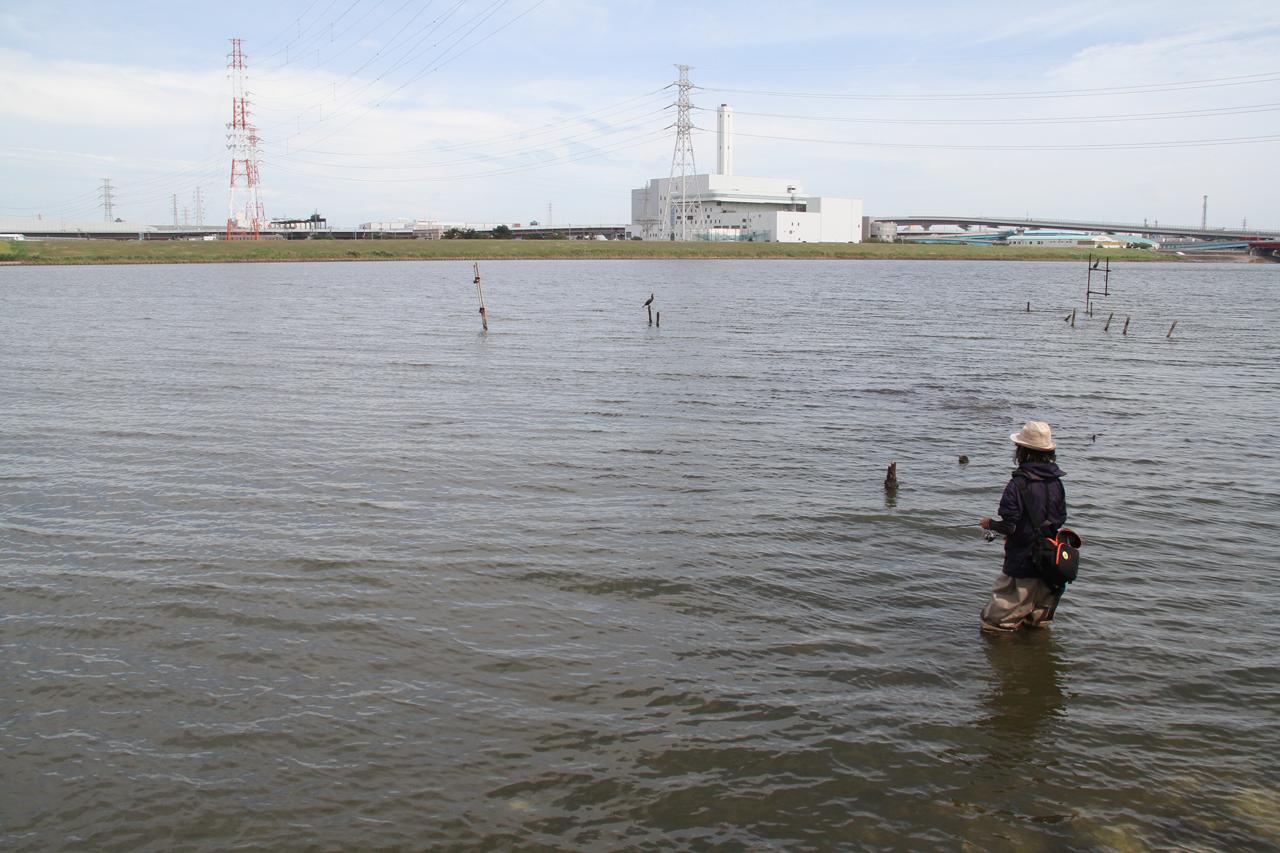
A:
2;1;1278;228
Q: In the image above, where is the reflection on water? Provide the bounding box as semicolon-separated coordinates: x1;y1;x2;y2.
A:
980;630;1066;749
1;259;1277;850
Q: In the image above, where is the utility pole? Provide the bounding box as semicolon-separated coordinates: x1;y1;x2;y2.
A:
660;64;704;241
1201;194;1207;230
172;194;179;227
99;178;115;221
193;186;205;226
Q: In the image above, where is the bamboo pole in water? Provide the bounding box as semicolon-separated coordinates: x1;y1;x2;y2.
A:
474;263;488;332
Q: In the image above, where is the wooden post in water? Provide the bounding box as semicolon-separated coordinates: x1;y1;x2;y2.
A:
1085;254;1092;315
1085;254;1110;316
646;305;652;325
473;262;488;332
1122;316;1130;335
1104;312;1114;332
1167;320;1178;338
656;311;661;328
1071;309;1077;328
1026;301;1031;313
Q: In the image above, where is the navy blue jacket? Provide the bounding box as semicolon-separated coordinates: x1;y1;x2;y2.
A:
989;462;1067;578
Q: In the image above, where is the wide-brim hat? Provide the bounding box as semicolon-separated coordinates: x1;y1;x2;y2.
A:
1010;420;1056;451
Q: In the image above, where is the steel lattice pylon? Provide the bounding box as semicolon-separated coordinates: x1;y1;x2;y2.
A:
660;64;704;241
226;38;264;240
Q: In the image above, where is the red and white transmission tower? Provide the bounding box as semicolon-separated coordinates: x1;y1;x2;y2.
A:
226;38;264;239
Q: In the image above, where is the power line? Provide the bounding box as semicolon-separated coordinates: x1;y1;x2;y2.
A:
700;71;1280;102
260;0;469;124
3;153;226;221
261;0;346;64
258;0;489;146
254;0;328;57
711;127;1280;151
278;88;668;158
277;106;667;171
266;126;667;183
263;97;668;170
691;101;1280;127
259;0;415;73
250;0;423;108
291;0;365;68
278;0;546;156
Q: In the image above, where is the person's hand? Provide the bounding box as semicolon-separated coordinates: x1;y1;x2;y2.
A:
979;517;991;530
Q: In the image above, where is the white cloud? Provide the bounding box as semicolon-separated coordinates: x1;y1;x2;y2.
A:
0;49;222;127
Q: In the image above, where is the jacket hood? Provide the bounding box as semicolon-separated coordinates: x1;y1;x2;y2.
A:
1016;461;1065;480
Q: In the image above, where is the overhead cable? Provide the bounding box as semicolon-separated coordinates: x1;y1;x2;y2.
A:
690;102;1280;126
710;127;1280;151
700;71;1280;102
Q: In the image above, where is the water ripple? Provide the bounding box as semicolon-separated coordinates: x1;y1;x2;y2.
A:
1;259;1278;850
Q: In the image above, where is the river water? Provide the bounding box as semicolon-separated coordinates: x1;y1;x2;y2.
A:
1;259;1277;851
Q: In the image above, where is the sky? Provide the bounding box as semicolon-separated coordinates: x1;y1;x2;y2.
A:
2;0;1278;229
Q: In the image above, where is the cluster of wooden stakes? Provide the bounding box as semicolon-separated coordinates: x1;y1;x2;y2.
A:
1027;255;1178;338
472;257;1176;338
882;255;1179;501
471;263;660;332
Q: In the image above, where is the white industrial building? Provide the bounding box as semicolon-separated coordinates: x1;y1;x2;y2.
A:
358;218;446;238
630;105;863;242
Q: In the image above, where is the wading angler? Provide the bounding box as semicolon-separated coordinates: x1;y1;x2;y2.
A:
978;421;1075;632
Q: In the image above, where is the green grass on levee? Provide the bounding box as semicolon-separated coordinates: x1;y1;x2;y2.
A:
8;238;1171;266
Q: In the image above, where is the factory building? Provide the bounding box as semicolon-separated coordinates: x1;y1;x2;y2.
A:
358;218;445;238
629;105;863;242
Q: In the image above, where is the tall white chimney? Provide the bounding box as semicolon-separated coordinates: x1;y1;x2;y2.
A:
717;104;734;176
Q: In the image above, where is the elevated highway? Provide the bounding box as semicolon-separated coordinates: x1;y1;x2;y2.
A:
874;215;1280;242
1246;240;1280;260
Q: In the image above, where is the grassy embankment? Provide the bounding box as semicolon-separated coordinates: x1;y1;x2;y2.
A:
2;238;1170;265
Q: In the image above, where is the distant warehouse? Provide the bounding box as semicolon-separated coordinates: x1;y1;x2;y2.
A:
629;105;863;243
1006;230;1129;249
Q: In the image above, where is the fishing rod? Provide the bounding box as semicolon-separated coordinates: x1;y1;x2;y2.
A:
930;522;997;542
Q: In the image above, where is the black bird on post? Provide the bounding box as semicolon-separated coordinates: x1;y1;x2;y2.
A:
644;293;654;325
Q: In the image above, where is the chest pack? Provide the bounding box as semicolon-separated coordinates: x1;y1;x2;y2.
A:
1014;476;1081;590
